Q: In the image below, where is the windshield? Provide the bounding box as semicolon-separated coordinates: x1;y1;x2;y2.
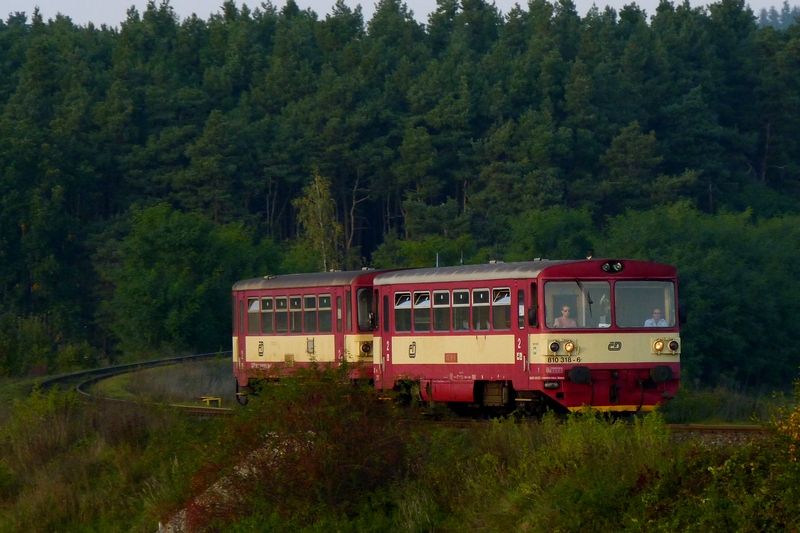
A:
545;281;611;329
615;281;676;328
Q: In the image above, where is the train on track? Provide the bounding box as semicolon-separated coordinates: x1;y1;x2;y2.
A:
232;258;681;413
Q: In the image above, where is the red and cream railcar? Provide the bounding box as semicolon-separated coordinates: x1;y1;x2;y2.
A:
372;259;680;413
232;270;381;401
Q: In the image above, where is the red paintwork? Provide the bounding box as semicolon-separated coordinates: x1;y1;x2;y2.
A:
234;360;372;385
233;270;384;387
374;361;678;408
372;259;681;411
234;260;681;412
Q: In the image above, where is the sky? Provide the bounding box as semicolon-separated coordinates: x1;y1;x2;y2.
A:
1;0;784;27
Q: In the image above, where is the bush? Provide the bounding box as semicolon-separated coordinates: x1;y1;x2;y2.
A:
0;389;219;531
185;367;409;529
661;384;782;423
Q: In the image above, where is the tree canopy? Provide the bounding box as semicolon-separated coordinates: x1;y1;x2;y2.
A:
1;0;799;387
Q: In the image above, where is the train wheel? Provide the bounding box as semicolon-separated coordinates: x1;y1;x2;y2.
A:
235;380;249;406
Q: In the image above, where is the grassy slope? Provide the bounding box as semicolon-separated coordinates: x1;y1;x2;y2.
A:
0;367;798;531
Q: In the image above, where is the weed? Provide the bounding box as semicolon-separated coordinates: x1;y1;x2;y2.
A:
662;384;784;423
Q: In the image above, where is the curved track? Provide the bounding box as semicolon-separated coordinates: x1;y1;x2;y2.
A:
37;362;772;435
39;351;234;416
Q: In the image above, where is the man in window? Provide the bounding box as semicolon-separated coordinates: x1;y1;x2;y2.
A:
554;306;577;328
644;308;668;327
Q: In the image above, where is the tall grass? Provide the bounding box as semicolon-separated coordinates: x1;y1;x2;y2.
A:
184;367;409;529
1;373;798;531
92;356;234;405
176;370;800;531
661;383;785;423
392;413;673;532
0;388;221;531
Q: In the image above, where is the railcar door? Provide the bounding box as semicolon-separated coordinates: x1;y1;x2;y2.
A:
514;283;529;377
334;290;345;363
235;292;247;365
374;289;393;390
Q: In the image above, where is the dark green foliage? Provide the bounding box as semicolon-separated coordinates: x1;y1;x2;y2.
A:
0;2;799;389
184;368;409;528
602;204;800;386
759;1;800;29
95;204;275;356
1;375;800;529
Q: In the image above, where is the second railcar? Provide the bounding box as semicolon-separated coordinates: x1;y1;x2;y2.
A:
372;259;681;413
232;269;381;402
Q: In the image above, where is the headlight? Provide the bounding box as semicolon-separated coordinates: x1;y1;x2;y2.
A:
564;340;576;353
601;261;624;273
549;341;560;353
653;339;665;352
668;340;679;352
360;342;372;354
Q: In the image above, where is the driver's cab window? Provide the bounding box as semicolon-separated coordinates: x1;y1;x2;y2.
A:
544;281;611;329
615;281;676;328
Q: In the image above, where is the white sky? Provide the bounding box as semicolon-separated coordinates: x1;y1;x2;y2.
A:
0;0;785;27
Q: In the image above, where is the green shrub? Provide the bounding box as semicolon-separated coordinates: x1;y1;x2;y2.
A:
3;377;799;531
186;367;409;530
661;384;781;423
0;388;220;531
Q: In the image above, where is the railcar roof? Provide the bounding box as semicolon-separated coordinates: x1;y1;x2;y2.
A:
373;260;578;285
233;269;378;290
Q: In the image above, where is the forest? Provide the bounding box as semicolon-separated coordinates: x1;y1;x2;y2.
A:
0;0;799;390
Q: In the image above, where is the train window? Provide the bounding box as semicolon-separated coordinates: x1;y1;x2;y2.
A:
545;281;611;329
357;289;373;331
238;300;244;336
247;298;260;334
394;292;412;332
413;291;431;332
290;296;302;333
319;295;332;332
615;281;675;328
275;297;288;333
346;290;352;331
383;295;389;332
517;289;525;329
261;298;274;334
492;288;511;330
453;290;470;331
472;289;490;330
336;296;342;332
433;291;450;331
304;296;317;332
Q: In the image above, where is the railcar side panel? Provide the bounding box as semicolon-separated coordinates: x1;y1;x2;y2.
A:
232;270;383;390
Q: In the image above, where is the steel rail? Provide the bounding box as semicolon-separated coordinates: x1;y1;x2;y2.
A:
38;351;234;416
38;363;774;430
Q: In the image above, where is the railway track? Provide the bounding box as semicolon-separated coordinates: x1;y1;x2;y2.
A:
39;351;234;416
37;363;774;437
666;422;768;445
